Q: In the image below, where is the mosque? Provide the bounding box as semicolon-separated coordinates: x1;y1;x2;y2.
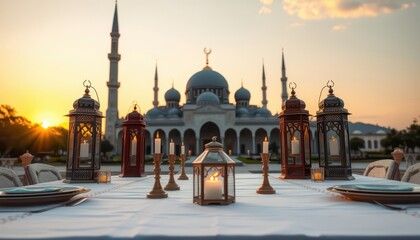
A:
103;3;388;156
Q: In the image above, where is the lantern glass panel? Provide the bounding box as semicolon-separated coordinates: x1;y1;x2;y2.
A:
227;165;235;198
204;166;224;200
287;131;301;165
319;129;325;166
344;127;350;165
327;131;340;165
67;122;75;169
78;123;93;167
304;128;310;165
130;131;137;166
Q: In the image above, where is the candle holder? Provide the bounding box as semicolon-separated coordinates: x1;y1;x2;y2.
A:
310;167;325;182
147;153;168;198
257;153;276;194
178;154;189;180
164;154;180;191
96;170;111;183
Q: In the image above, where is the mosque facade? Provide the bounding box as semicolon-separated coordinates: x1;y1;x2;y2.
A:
104;3;388;156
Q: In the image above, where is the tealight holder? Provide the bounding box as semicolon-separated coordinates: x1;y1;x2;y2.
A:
310;167;324;182
96;170;111;183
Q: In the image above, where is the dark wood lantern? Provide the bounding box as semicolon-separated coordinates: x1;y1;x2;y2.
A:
65;81;103;183
120;105;146;177
279;83;311;179
316;81;354;180
193;137;235;205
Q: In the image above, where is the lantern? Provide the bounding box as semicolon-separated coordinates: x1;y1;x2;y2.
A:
279;83;311;179
193;136;235;205
64;81;103;183
316;81;354;180
120;105;146;177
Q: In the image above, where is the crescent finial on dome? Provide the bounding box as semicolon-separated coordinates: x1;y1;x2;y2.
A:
203;48;212;70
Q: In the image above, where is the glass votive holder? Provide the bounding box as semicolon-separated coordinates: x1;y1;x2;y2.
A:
311;167;324;182
96;170;111;184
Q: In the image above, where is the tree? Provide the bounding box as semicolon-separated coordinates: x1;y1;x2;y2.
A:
350;137;364;152
381;128;403;153
101;139;114;161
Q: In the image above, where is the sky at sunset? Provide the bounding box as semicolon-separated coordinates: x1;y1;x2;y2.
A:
1;0;419;130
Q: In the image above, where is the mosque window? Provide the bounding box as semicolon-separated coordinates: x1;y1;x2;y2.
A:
374;140;378;149
368;140;372;149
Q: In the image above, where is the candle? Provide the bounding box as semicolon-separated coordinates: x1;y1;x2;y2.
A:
291;135;300;155
204;172;223;199
263;137;268;153
100;174;107;183
181;142;185;155
329;135;339;156
314;173;322;180
154;133;161;154
169;139;174;155
80;140;89;158
131;136;137;156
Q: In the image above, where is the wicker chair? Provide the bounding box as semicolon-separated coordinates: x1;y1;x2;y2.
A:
401;163;420;184
0;167;23;188
363;159;400;180
25;163;62;185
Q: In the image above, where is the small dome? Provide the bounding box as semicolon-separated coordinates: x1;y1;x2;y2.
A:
236;107;249;117
168;108;182;118
353;130;362;134
196;92;220;105
376;130;386;134
146;108;162;118
165;87;181;102
186;68;229;90
255;107;272;117
234;87;251;101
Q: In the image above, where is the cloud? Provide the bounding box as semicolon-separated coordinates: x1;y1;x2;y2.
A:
332;23;351;31
289;22;305;28
283;0;415;20
259;0;273;14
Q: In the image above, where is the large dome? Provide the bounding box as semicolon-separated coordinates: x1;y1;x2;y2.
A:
186;68;229;90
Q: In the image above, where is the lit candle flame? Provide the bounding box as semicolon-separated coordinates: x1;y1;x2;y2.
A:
210;172;219;181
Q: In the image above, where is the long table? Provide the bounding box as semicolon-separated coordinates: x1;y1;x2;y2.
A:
1;173;420;239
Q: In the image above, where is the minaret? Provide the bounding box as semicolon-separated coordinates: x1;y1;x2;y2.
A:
153;63;159;108
105;2;121;148
261;61;268;108
281;49;288;103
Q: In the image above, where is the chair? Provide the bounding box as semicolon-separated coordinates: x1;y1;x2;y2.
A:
0;167;23;188
25;163;62;185
363;159;400;180
401;163;420;184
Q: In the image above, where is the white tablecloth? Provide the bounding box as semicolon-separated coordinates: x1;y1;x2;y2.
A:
1;173;420;239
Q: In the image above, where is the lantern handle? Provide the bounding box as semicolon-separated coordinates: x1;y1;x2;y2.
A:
127;101;140;113
317;80;334;104
83;80;100;106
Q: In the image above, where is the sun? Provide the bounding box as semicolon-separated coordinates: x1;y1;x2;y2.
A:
41;120;51;129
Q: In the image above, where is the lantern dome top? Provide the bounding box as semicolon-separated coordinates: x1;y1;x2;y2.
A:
317;86;349;115
123;105;146;126
192;136;236;164
68;86;103;117
280;85;309;116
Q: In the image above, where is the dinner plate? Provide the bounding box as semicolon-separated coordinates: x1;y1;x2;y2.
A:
332;184;420;194
327;186;420;203
0;186;62;196
0;186;90;206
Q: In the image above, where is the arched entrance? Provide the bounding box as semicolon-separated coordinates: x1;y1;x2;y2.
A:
224;128;237;155
255;128;268;154
199;122;220;153
239;128;252;155
270;128;280;157
168;129;182;155
184;129;196;156
144;130;151;155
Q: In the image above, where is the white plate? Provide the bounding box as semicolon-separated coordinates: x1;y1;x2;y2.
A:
327;186;420;203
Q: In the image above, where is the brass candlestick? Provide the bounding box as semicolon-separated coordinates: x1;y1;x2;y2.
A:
178;154;189;180
164;154;180;190
147;153;168;199
257;153;275;194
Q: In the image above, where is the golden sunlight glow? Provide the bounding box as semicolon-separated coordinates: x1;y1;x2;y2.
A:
41;120;51;129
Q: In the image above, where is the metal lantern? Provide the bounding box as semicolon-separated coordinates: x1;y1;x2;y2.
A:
65;81;103;183
279;83;311;179
193;136;235;205
316;81;354;180
120;105;146;177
